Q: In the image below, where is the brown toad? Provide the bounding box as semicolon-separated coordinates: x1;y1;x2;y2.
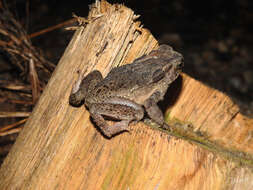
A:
69;44;183;137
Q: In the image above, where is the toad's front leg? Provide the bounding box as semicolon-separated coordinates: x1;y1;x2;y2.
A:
143;91;165;125
88;97;144;138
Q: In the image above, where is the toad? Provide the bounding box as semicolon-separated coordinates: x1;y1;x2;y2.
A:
69;45;183;137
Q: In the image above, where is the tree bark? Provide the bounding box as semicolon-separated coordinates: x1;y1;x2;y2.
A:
0;1;253;189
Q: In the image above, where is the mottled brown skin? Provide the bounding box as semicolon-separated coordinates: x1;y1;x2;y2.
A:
69;45;183;137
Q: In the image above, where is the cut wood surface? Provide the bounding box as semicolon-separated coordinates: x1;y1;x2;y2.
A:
1;1;253;189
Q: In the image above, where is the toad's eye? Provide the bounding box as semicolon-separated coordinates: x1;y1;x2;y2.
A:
152;69;165;83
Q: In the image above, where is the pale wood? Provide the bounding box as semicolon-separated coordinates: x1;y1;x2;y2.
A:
1;1;253;189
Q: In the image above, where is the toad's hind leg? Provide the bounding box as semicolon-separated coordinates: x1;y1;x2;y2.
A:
69;70;103;106
89;113;132;138
89;98;144;137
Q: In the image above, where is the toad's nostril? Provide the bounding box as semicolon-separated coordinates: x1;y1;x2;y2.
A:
178;58;184;69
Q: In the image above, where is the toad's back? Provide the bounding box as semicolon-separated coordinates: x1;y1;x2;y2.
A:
86;52;181;105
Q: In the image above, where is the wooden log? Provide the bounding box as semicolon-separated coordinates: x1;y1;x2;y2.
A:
0;1;253;189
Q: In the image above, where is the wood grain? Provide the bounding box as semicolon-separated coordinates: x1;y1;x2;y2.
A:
0;1;253;189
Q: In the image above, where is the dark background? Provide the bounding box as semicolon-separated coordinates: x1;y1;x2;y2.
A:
0;0;252;163
9;0;253;114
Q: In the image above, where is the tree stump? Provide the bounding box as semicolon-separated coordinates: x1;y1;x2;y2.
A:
0;1;253;189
